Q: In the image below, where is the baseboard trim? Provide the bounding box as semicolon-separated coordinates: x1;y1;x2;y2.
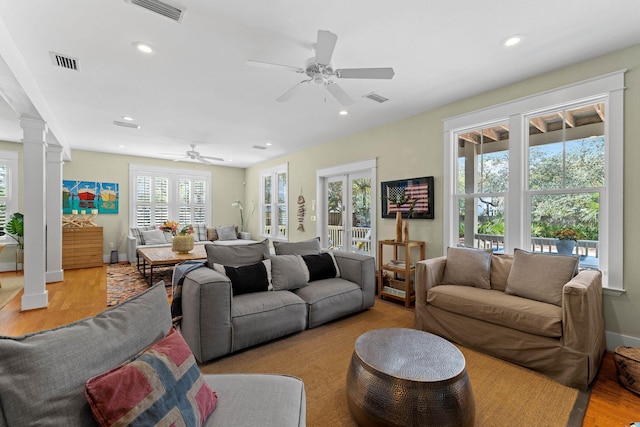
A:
46;270;64;283
604;330;640;350
21;290;48;310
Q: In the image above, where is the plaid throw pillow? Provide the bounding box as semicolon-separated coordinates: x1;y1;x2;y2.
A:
192;223;208;242
85;327;217;426
130;225;158;246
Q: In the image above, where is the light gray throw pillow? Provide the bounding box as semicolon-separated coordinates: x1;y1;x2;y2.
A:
0;284;172;426
441;246;493;289
273;237;321;255
141;229;168;245
268;255;309;290
216;225;238;240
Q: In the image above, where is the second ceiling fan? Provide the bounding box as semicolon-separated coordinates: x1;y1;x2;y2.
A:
246;30;395;106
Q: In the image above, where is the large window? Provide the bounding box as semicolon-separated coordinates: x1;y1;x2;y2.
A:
444;71;624;290
129;164;210;227
260;163;288;240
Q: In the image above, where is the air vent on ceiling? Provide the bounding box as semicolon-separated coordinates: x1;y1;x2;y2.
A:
363;92;389;103
113;120;141;129
128;0;184;22
50;52;80;71
252;145;268;150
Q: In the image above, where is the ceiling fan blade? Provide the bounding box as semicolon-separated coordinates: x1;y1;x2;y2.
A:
335;67;395;79
196;156;214;165
276;80;309;102
200;155;224;162
245;60;304;73
326;81;354;106
315;30;337;65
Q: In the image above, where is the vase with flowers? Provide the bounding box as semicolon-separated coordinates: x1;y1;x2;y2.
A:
160;220;179;236
553;228;580;255
232;199;244;232
172;225;194;253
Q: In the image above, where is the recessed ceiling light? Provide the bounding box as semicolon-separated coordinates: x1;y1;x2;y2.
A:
502;35;524;47
339;110;349;116
118;144;126;148
122;116;134;121
265;142;272;146
133;42;154;54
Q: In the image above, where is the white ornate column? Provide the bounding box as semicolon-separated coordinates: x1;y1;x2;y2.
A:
46;132;64;283
21;116;48;310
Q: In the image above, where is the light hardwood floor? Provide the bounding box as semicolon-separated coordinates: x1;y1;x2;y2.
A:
0;267;638;425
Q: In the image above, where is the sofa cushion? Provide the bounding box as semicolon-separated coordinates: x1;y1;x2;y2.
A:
441;247;492;289
301;253;339;282
213;260;271;295
205;238;269;268
216;225;238;241
269;255;309;290
0;283;172;426
427;285;563;338
141;228;168;245
85;327;217;427
130;225;159;245
490;254;513;292
273;237;321;255
294;278;363;328
505;249;579;306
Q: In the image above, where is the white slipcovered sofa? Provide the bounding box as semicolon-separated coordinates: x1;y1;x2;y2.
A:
127;223;254;263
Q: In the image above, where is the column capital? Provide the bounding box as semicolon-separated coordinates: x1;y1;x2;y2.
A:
20;116;48;145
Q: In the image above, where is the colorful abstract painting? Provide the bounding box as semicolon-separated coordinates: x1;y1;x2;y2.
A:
62;180;119;214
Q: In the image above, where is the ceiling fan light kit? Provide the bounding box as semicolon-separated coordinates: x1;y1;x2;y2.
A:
247;30;395;107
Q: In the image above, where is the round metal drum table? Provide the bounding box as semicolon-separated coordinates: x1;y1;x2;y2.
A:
346;328;475;427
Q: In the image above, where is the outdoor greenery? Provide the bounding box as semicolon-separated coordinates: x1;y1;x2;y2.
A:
459;136;603;241
328;178;371;227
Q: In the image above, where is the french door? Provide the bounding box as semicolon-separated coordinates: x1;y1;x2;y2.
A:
317;159;376;256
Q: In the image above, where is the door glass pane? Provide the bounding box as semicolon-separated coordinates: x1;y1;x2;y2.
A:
351;177;371;254
327;180;343;249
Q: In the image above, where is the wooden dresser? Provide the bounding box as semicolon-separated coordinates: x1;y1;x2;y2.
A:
62;227;104;269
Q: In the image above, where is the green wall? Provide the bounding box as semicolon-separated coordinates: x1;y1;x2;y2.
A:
245;43;640;345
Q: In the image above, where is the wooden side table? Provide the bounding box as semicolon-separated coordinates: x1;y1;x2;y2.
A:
377;239;425;307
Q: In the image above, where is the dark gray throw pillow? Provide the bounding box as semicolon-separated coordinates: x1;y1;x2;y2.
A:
205;238;269;267
222;262;270;296
302;253;338;282
273;237;321;255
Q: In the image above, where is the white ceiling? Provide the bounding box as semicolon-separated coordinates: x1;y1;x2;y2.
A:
0;0;639;168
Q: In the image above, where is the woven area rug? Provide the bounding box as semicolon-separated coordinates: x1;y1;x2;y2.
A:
0;276;23;310
200;300;589;426
106;263;173;306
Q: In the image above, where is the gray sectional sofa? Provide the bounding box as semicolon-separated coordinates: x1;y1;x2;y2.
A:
0;283;306;426
179;238;376;363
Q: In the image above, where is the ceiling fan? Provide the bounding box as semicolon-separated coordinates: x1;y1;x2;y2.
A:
246;30;395;106
161;144;224;165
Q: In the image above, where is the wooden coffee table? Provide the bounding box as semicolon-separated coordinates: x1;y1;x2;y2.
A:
136;245;208;285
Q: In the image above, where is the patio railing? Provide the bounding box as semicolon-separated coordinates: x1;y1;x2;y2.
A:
328;225;371;253
474;233;599;257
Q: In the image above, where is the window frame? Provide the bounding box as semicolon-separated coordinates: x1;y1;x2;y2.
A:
259;162;288;241
443;70;625;291
129;164;211;228
0;150;18;244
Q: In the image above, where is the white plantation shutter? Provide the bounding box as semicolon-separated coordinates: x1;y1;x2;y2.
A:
130;165;211;228
0;165;8;229
260;163;288;240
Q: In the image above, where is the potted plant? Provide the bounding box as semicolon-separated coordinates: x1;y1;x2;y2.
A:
382;189;417;241
553;228;580;255
0;212;24;270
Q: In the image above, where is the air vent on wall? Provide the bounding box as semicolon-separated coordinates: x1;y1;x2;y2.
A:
50;52;80;71
363;92;389;103
252;145;268;150
128;0;184;22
